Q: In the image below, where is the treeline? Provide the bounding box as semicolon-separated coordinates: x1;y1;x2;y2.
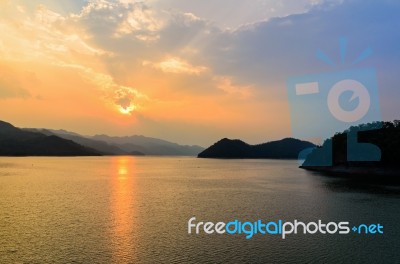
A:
303;120;400;167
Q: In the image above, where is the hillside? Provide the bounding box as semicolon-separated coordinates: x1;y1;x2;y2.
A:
23;127;204;156
92;134;204;156
0;121;100;156
301;120;400;175
24;128;129;155
198;137;316;159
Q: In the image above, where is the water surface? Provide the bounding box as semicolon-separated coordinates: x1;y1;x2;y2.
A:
0;157;399;263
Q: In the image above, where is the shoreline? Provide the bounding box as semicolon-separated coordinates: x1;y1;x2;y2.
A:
300;165;400;177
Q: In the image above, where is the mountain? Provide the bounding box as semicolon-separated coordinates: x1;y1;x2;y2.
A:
0;121;100;156
24;128;128;155
301;121;400;176
130;150;146;156
198;137;316;159
23;127;204;156
92;134;204;156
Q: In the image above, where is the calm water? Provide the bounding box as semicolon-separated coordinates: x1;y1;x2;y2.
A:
0;157;399;264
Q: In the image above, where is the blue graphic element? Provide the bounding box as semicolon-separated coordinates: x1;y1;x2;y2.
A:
347;129;381;161
352;48;373;65
316;49;334;66
286;38;382;165
339;37;347;64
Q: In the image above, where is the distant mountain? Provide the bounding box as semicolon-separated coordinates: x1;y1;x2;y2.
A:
25;128;128;155
0;121;100;156
92;134;204;156
23;127;204;156
198;138;316;159
130;150;146;156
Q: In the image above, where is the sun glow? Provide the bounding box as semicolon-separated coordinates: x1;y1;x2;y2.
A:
119;105;135;115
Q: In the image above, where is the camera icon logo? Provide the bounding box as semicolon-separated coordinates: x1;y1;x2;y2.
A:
327;79;370;123
286;38;382;166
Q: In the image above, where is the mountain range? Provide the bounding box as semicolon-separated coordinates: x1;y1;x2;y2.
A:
0;121;100;156
1;119;315;158
198;137;316;159
0;120;204;156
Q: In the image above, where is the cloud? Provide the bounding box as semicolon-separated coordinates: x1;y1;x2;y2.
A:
0;1;149;115
1;0;400;145
114;86;138;114
116;4;162;36
0;3;110;63
143;57;208;75
149;0;341;29
72;0;165;43
55;61;148;115
35;1;400;108
213;76;253;98
199;0;400;97
84;69;148;115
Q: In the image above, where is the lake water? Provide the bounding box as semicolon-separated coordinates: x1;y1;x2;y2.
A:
0;157;399;263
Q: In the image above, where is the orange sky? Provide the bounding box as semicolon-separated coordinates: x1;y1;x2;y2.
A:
0;0;294;146
4;0;397;147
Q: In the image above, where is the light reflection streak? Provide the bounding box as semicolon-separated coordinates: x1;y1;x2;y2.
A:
110;156;136;263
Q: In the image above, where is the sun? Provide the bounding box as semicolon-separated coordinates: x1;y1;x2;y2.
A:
118;105;135;115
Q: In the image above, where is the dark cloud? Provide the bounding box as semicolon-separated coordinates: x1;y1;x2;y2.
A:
204;0;400;84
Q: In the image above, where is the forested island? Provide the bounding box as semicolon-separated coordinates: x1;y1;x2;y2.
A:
198;137;315;159
301;120;400;176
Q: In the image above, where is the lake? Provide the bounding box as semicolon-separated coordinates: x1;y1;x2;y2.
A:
0;157;399;263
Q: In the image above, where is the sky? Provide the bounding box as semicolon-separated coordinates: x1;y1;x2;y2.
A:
0;0;399;146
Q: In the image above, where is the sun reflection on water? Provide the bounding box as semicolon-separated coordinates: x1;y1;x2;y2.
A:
110;156;137;263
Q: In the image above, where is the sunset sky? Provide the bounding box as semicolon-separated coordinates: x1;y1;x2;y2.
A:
1;0;399;146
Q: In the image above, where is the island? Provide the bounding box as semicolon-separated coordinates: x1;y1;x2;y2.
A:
198;137;315;159
300;120;400;177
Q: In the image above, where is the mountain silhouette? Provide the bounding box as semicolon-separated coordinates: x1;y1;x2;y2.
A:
91;134;204;156
0;121;100;156
301;120;400;176
22;125;204;156
198;137;315;159
25;128;129;155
